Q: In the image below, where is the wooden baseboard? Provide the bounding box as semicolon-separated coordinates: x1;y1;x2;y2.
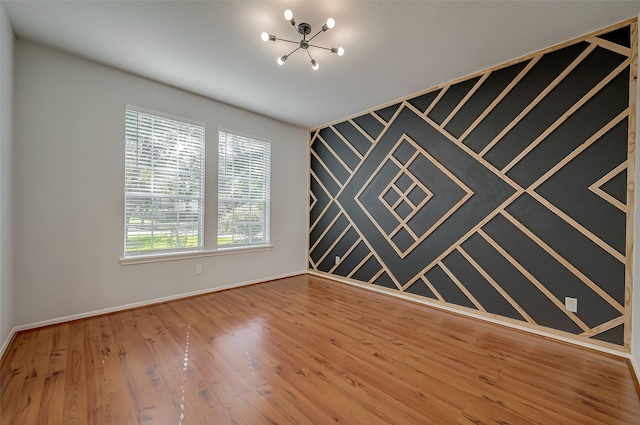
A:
307;270;631;359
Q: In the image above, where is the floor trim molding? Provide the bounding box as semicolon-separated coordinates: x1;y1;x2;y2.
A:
630;357;640;398
1;270;306;359
3;269;635;371
0;327;17;362
307;270;632;360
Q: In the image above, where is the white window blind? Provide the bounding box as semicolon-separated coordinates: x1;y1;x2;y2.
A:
124;107;205;256
218;130;271;247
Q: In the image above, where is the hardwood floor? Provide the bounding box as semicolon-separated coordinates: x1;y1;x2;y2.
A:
1;274;639;424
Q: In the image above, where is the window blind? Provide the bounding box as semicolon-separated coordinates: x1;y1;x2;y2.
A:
218;130;271;247
124;107;205;255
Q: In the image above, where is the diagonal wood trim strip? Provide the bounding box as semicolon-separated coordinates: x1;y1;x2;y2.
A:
439;262;487;312
479;44;597;158
502;58;631;173
580;315;625;338
329;124;365;159
588;161;628;213
458;55;542;144
500;210;625;314
441;72;492;128
457;246;537;325
589;36;632;57
477;229;591;332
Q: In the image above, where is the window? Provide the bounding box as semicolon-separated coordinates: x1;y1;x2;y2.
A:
218;130;271;247
124;107;205;256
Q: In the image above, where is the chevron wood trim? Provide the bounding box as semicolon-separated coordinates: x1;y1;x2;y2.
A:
589;36;632;57
589;161;628;213
581;316;626;338
309;19;636;350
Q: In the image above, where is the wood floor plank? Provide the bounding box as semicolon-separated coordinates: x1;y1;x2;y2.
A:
61;322;88;425
2;274;639;424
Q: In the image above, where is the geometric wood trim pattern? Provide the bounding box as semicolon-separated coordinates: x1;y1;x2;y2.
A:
309;19;637;351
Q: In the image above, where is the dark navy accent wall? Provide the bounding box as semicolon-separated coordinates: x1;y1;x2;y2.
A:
308;22;636;348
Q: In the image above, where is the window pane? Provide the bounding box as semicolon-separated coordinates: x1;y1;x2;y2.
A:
218;131;270;247
124;108;205;256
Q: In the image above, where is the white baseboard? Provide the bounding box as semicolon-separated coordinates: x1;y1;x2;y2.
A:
3;269;635;366
9;270;306;335
0;326;17;360
631;356;640;385
308;270;632;359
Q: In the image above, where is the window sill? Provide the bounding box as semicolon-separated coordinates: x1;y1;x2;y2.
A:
120;245;273;265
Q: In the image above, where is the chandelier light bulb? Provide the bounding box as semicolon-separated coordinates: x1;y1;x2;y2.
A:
265;9;342;71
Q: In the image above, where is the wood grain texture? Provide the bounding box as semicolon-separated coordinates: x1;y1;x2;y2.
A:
2;275;639;424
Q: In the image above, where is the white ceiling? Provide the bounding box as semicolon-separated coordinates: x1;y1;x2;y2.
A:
4;0;640;129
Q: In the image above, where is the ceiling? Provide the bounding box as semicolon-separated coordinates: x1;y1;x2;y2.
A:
4;1;640;130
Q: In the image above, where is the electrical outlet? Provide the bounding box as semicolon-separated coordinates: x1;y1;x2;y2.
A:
196;264;203;274
335;256;341;265
565;297;577;312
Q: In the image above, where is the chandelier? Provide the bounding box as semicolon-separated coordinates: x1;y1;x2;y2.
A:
261;9;344;71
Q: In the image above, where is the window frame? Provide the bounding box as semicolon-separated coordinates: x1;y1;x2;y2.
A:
123;105;206;258
217;128;272;249
120;116;275;266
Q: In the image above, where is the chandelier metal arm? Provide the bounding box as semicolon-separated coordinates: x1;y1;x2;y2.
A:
306;29;325;43
262;9;343;71
285;45;302;57
307;44;332;51
274;38;301;46
305;49;314;61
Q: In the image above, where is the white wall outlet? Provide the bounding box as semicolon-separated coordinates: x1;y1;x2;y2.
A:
196;264;203;274
565;297;577;312
335;256;341;265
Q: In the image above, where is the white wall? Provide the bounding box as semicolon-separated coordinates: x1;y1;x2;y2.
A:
13;40;308;326
0;1;14;350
